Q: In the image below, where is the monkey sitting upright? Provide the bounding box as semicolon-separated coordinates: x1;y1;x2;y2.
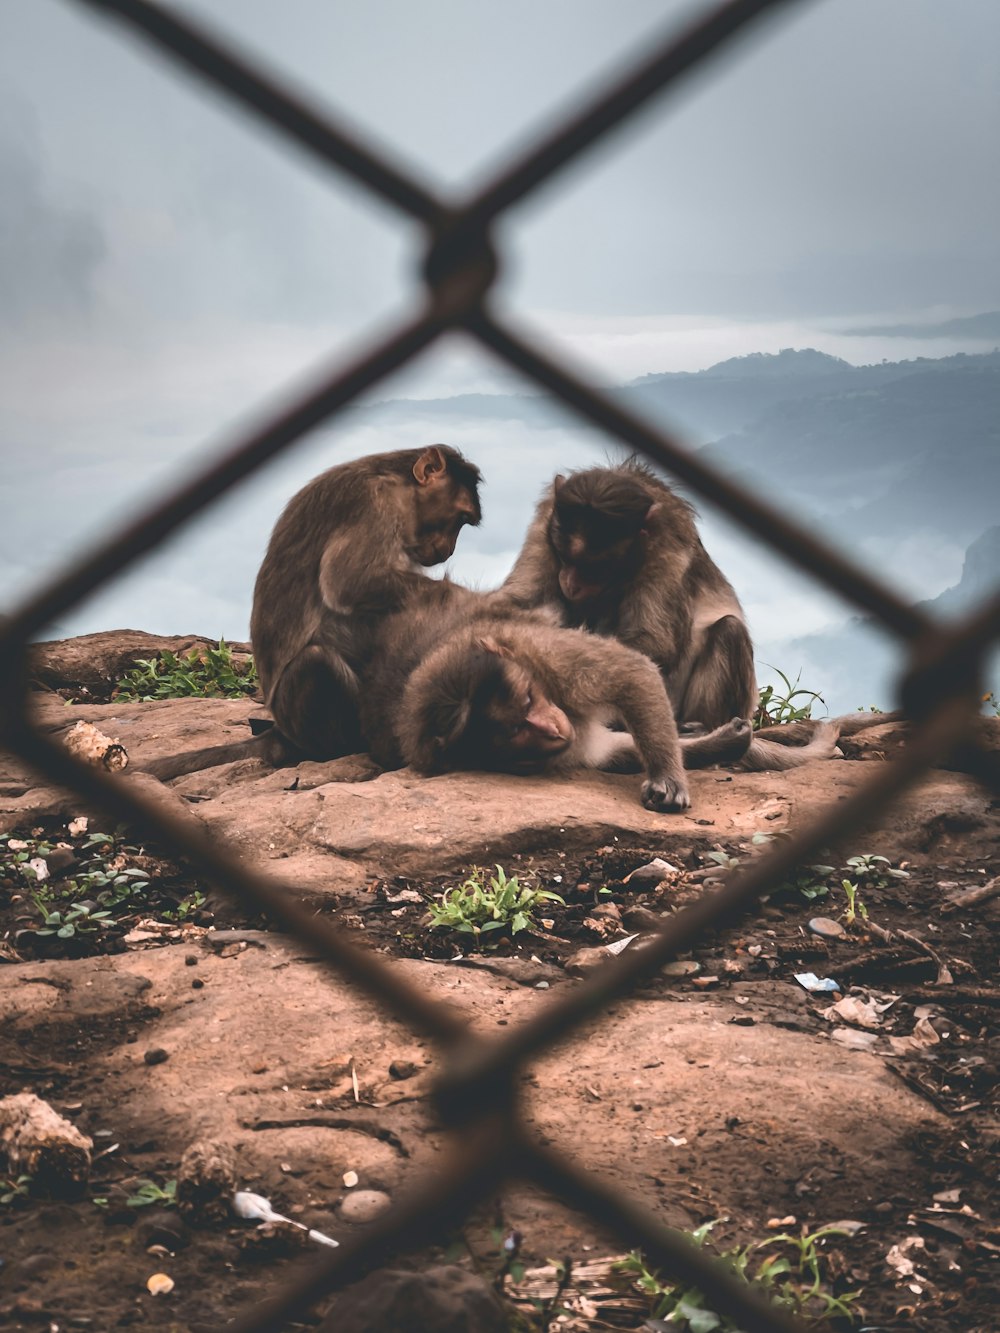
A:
361;586;753;812
143;445;483;781
500;459;840;772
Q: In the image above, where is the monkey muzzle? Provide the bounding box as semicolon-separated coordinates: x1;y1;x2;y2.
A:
558;564;605;603
414;534;456;566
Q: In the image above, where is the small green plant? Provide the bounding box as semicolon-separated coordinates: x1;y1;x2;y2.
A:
1;1174;32;1205
32;896;114;938
841;853;908;891
161;890;207;922
618;1221;859;1329
126;1178;177;1208
839;879;869;928
754;667;826;731
427;866;565;942
704;849;742;872
114;639;258;702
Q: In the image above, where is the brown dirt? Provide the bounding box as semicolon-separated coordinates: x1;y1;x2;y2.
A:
2;817;997;1332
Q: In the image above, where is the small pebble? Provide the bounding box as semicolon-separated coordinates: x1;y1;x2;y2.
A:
661;960;700;977
388;1060;417;1081
191;978;204;989
146;1273;174;1296
338;1189;391;1224
184;955;198;967
624;858;677;887
729;1015;755;1026
143;1048;169;1067
874;1200;894;1215
808;916;845;940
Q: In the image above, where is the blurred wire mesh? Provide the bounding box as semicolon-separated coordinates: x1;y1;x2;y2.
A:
2;2;998;1329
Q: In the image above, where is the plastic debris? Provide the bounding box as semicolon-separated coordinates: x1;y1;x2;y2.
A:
830;1028;879;1050
821;993;898;1030
232;1190;338;1248
794;972;840;993
888;1016;942;1055
605;933;640;956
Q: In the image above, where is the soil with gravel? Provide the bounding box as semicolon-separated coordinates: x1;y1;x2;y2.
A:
2;813;997;1332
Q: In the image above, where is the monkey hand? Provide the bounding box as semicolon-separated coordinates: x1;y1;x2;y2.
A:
640;775;690;813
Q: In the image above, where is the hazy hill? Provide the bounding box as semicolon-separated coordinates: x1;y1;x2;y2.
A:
697;352;1000;538
785;525;1000;711
841;311;1000;340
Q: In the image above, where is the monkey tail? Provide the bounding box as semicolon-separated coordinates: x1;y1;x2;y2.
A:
755;710;903;745
739;721;842;772
139;732;279;781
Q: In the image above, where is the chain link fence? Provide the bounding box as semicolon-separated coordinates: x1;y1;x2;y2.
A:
2;1;998;1329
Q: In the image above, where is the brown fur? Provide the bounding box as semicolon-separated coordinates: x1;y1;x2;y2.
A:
501;459;840;772
362;590;759;811
142;446;482;781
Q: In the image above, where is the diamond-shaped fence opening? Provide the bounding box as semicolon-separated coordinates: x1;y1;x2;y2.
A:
2;2;998;1330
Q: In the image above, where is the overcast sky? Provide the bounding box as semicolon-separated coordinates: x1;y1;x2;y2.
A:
2;0;998;700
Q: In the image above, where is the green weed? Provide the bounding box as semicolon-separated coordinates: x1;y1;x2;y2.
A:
754;667;826;730
126;1178;177;1208
114;639;258;702
839;880;869;928
1;1175;32;1205
427;866;565;943
618;1221;859;1329
841;854;908;891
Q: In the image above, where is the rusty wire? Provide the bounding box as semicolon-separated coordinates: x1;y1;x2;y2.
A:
2;0;999;1329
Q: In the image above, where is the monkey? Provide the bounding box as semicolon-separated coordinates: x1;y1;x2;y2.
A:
499;459;842;772
141;445;483;782
360;586;757;811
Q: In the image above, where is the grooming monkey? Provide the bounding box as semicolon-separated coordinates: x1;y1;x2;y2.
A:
501;459;840;771
142;445;482;781
361;584;754;811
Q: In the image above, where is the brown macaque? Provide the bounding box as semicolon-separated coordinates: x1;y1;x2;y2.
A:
361;589;756;812
142;445;482;782
501;459;841;772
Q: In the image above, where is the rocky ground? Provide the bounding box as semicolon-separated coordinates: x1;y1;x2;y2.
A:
1;633;998;1332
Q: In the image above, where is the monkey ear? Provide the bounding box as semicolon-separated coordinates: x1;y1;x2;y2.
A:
475;635;512;658
413;446;447;486
640;502;661;536
552;474;567;497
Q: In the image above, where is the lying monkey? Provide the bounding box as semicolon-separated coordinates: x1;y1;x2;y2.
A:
361;586;752;812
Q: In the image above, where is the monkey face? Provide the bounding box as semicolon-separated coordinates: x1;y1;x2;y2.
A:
489;664;574;769
550;504;646;603
419;647;573;775
412;484;480;566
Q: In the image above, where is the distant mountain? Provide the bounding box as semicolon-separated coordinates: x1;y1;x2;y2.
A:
920;526;1000;617
840;311;1000;340
779;526;1000;712
358;349;999;454
697;352;1000;539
